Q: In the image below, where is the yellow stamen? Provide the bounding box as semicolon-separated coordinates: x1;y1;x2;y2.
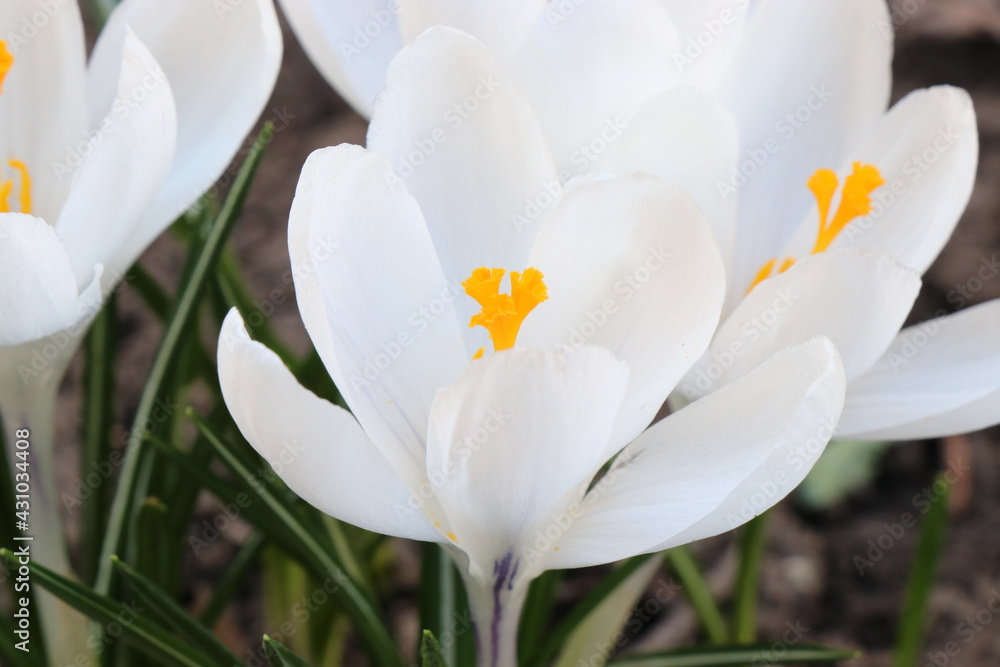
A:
463;266;548;356
746;163;885;294
810;162;885;254
0;41;12;94
0;160;33;214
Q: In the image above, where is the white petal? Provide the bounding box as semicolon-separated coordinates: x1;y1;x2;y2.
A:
723;0;893;290
218;310;442;542
658;0;753;87
0;0;88;222
837;300;1000;439
509;0;680;177
277;0;405;117
783;87;978;276
522;175;725;454
288;144;468;478
547;338;844;570
56;30;177;287
367;27;558;284
0;214;102;346
605;87;739;282
88;0;282;240
852;387;1000;442
681;250;920;400
425;347;628;577
397;0;547;63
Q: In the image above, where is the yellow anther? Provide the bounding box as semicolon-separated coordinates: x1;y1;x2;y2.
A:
463;266;548;356
0;160;33;214
810;162;885;254
746;163;885;294
0;41;12;94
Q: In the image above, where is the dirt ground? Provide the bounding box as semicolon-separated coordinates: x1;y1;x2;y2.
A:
52;2;1000;665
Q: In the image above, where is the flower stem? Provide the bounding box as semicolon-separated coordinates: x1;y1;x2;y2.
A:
1;380;94;665
461;556;529;667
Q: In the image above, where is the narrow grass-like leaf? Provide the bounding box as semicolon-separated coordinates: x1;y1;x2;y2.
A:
420;631;449;667
609;644;859;666
264;636;313;667
216;251;298;369
111;557;240;666
734;513;770;643
201;532;266;628
0;550;214;667
893;473;951;667
519;570;562;662
420;544;474;666
528;555;657;667
126;263;172;322
665;546;729;644
84;0;119;26
189;410;403;667
81;299;117;584
555;555;664;667
96;124;274;597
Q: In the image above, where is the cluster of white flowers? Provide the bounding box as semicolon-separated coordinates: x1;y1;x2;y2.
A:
1;1;993;664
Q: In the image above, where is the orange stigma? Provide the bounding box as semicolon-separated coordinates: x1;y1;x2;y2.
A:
463;267;548;358
0;41;12;94
746;162;884;294
0;160;33;214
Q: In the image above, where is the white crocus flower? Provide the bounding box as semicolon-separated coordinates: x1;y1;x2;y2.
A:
0;1;280;659
219;29;847;665
278;0;995;442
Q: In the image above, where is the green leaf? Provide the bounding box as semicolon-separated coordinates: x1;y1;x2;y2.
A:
96;124;274;598
519;570;562;661
126;263;172;322
733;513;770;643
81;299;117;584
216;250;298;369
665;546;729;644
111;557;240;667
201;532;266;628
188;410;404;667
798;440;892;511
84;0;120;26
420;630;449;667
555;555;664;667
527;555;657;667
0;550;215;667
264;635;313;667
893;472;952;667
420;544;473;666
610;644;860;666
